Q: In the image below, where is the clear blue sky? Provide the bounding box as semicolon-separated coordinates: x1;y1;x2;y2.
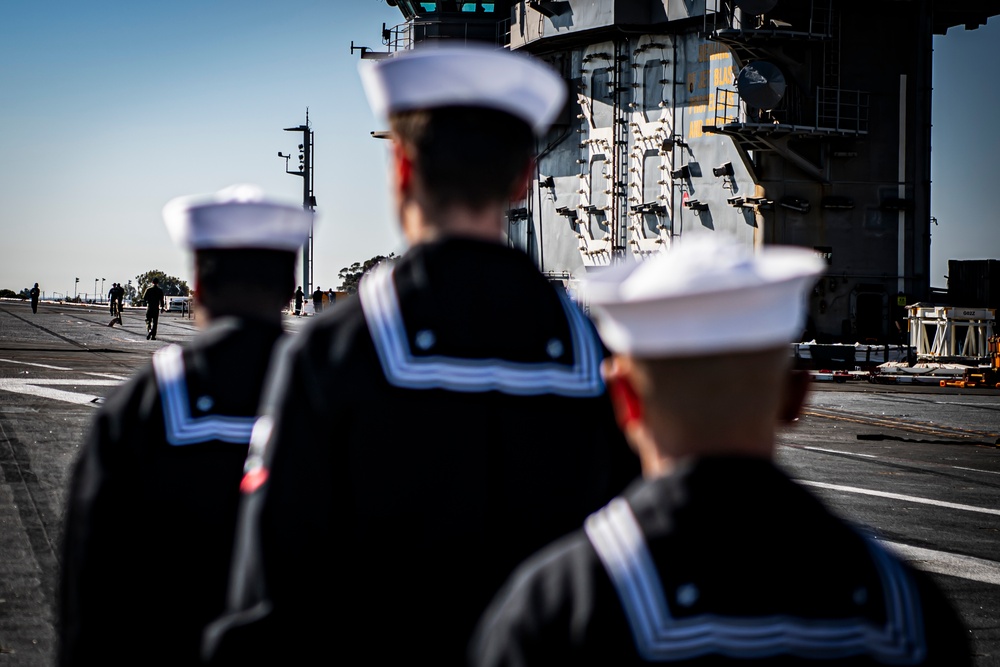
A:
0;2;995;298
0;0;404;299
929;17;1000;287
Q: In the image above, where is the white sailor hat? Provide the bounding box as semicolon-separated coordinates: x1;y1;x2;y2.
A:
359;44;567;136
162;184;312;253
584;235;825;357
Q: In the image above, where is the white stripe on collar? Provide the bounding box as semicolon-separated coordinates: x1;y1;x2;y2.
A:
152;344;257;446
584;497;926;663
358;264;604;397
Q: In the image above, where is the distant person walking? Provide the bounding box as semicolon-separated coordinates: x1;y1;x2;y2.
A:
114;283;125;313
311;286;323;314
326;288;334;308
29;283;40;314
143;278;165;340
108;283;125;327
294;286;303;316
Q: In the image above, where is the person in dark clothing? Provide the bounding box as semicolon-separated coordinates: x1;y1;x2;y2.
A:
293;286;303;316
472;237;970;666
311;286;322;314
59;184;312;667
205;46;637;665
107;284;120;327
106;283;123;322
29;283;40;313
114;283;125;316
107;283;126;327
143;278;165;339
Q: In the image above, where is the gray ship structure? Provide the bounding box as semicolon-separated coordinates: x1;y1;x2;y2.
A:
358;0;998;346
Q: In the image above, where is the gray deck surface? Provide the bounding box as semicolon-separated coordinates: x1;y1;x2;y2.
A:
0;299;997;664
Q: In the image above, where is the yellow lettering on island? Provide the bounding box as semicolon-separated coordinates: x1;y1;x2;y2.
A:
688;119;704;138
697;42;729;63
687;69;710;94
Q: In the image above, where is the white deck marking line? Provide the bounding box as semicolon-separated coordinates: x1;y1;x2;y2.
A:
881;541;1000;586
0;358;73;371
0;378;124;407
83;372;129;381
798;480;1000;517
936;401;998;407
791;445;1000;477
0;379;121;387
952;466;1000;476
798;446;877;458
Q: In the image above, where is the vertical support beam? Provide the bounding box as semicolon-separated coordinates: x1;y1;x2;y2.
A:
284;111;316;295
611;38;628;260
897;74;907;295
670;37;679;242
303;121;312;294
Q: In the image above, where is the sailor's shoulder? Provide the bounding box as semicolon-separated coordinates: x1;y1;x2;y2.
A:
283;297;377;375
474;530;629;666
492;529;608;624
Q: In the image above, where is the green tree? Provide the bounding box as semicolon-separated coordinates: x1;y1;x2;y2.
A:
0;289;18;299
337;253;397;295
135;270;190;305
124;282;138;305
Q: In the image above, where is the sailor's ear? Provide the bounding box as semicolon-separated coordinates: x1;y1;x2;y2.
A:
509;158;535;201
603;357;644;431
392;140;414;195
779;370;810;423
191;270;202;304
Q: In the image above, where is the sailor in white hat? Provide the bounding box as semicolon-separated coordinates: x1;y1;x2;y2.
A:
472;235;969;666
207;45;638;663
60;186;311;666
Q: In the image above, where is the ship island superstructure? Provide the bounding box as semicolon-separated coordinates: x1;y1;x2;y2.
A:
359;0;998;344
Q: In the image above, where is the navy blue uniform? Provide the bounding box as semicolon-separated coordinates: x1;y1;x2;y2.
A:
208;238;638;664
60;318;284;666
473;458;970;666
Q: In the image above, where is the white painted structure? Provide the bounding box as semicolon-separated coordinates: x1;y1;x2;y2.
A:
907;305;995;359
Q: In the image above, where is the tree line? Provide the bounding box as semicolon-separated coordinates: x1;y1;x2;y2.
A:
1;270;189;305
